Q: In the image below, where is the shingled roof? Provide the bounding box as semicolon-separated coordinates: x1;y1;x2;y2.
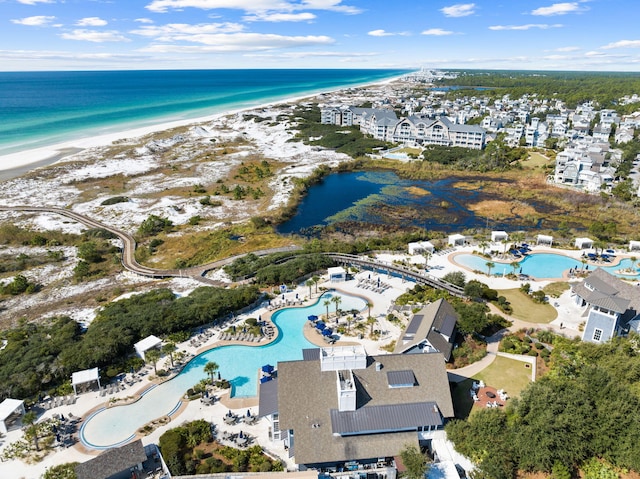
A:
277;351;453;466
76;440;146;479
573;268;640;321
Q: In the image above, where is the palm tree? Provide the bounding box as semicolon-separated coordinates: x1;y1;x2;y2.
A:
367;317;376;336
423;251;432;269
631;256;638;271
146;348;161;376
479;241;489;255
23;411;39;451
312;275;320;293
581;257;587;271
510;261;520;275
323;299;331;320
366;301;373;319
486;261;495;276
305;279;314;298
332;295;342;319
502;239;509;254
162;342;176;368
204;361;219;386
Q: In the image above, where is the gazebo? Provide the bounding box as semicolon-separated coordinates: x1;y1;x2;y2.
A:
630;240;640;252
447;234;465;247
327;266;346;282
134;335;162;360
536;234;553;246
575;237;594;249
0;398;25;434
71;367;101;395
408;241;435;255
491;231;509;242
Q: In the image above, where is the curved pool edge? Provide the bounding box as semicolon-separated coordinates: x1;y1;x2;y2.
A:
79;290;366;449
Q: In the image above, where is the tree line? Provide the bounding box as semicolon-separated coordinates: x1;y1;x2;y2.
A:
446;335;640;478
0;285;261;400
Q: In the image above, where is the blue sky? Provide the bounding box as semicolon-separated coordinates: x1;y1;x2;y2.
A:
2;0;640;71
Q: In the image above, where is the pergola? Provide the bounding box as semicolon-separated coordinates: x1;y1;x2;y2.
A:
575;237;594;249
447;234;465;247
491;230;509;242
408;241;435;255
536;234;553;246
630;240;640;252
134;335;162;360
327;266;346;282
0;398;25;434
71;367;101;395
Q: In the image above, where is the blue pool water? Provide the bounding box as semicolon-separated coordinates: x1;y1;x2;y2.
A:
80;291;366;449
453;253;639;279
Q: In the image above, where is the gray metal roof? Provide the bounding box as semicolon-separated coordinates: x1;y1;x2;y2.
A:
258;377;279;417
302;348;320;361
76;439;146;479
330;401;443;435
386;370;416;387
277;351;453;465
573;268;639;319
394;299;457;360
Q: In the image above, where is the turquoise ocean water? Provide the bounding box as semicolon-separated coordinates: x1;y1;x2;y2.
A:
0;69;408;160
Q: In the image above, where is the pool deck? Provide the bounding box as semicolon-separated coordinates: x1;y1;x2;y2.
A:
3;244;637;477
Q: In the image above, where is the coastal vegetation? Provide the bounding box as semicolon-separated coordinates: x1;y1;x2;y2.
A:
436;70;640;111
0;285;260;401
446;335;640;478
159;419;282;475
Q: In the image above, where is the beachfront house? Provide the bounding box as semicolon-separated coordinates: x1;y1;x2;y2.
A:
265;346;454;471
393;299;458;361
572;268;640;344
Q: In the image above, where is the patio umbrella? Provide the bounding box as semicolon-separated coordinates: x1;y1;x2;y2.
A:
308;315;318;321
239;430;244;438
247;409;251;417
218;371;221;380
322;328;332;336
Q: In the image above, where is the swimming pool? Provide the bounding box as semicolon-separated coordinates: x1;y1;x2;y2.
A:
452;253;639;279
80;291;367;449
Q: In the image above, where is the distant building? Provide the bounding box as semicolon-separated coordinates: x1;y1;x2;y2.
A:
262;346;454;470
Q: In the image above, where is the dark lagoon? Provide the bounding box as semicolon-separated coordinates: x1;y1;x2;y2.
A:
277;170;553;235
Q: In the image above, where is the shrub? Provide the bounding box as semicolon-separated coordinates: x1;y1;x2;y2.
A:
101;196;129;206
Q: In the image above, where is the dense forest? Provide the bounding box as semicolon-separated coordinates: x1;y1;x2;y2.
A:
446;335;640;478
0;285;261;400
437;70;640;112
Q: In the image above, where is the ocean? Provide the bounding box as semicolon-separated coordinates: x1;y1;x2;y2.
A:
0;69;408;158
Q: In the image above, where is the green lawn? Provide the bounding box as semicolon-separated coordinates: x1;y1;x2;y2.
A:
473;356;533;398
522;151;553;169
498;288;558;323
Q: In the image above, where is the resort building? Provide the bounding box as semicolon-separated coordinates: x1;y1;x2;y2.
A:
572;268;640;344
389;116;485;149
261;346;454;471
75;440;170;479
393;299;458;361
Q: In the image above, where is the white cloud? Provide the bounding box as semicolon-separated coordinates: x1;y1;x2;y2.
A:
422;28;454;36
531;2;588;16
139;33;334;52
555;45;580;52
243;12;316;22
17;0;54;4
601;40;640;50
368;29;393;37
245;50;377;59
440;3;475;18
0;49;147;62
145;0;360;14
76;17;108;27
489;23;563;31
131;22;245;39
135;18;155;24
11;16;56;26
60;29;130;43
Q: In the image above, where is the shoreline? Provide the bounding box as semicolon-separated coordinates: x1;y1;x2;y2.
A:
0;72;408;176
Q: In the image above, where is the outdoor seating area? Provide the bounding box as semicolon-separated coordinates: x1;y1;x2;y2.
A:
470;381;509;409
52;413;78;449
218;429;254;448
40;395;76;410
356;276;391;293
